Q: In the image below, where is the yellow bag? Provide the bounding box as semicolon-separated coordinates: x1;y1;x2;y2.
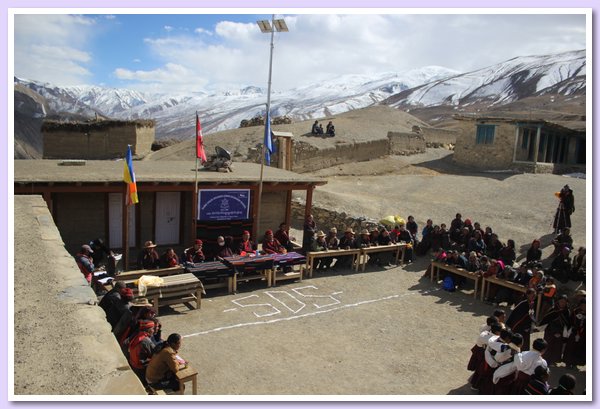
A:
394;216;405;226
137;275;164;297
379;216;396;227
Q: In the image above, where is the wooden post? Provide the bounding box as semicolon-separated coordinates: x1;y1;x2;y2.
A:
284;190;292;228
250;185;260;240
192;187;198;241
532;125;542;172
122;185;130;271
305;184;314;221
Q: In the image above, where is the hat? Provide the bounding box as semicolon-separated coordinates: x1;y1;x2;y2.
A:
316;230;325;237
243;230;250;235
465;219;472;225
265;229;273;236
144;240;157;249
138;320;155;331
360;229;369;235
345;227;355;234
81;244;94;254
330;227;337;233
195;239;203;246
121;288;134;300
131;298;153;307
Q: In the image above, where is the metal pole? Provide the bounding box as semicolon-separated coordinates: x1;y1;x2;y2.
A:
194;111;199;239
256;14;276;241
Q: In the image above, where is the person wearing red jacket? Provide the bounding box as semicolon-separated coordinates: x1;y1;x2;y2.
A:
128;320;158;384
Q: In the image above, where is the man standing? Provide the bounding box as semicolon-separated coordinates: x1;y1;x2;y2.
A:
553;184;575;233
146;333;186;392
505;288;538;351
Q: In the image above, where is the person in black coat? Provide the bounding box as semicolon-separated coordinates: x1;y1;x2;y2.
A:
553;184;575;233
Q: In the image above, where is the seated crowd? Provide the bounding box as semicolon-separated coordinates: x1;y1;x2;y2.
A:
97;281;188;393
76;207;584;395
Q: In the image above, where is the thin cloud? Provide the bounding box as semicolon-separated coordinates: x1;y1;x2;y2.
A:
14;14;96;84
14;13;586;92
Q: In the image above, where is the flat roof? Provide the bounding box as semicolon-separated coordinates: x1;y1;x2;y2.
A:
453;114;585;134
14;160;326;186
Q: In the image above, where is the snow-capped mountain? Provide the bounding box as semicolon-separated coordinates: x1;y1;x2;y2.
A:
14;66;458;142
13;49;586;158
385;50;585;108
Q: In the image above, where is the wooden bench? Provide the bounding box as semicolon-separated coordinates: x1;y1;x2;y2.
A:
305;248;360;278
430;261;481;299
270;252;306;286
358;243;406;272
116;266;184;281
482;275;542;319
130;273;205;316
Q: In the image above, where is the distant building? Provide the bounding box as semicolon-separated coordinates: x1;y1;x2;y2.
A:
453;115;586;173
42;119;155;159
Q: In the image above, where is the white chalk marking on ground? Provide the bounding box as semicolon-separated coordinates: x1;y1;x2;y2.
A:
291;285;342;309
223;308;238;313
265;290;306;314
230;294;281;318
183;287;439;338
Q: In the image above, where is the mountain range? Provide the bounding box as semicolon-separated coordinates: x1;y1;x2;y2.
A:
13;49;585;159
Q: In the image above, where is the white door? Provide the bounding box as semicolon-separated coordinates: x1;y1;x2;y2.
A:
155;192;180;245
108;193;136;248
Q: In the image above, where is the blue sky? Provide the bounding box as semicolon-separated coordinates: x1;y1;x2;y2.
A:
13;12;586;94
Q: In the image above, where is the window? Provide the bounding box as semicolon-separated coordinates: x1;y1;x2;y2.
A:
476;124;496;144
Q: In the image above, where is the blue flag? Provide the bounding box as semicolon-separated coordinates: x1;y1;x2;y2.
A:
264;110;273;165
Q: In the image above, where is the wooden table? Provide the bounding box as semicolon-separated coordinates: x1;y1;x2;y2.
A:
176;364;198;395
128;273;205;316
223;255;275;292
269;252;306;286
358;243;407;272
184;261;235;294
305;248;360;278
482;275;542;319
430;261;481;299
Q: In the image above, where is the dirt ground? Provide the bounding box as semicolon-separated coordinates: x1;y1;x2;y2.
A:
158;149;588;397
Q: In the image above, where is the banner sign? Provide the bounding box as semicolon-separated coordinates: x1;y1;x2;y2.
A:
198;189;250;221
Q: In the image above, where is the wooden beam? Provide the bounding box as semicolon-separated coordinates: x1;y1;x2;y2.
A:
305;184;315;221
122;185;130;272
284;190;292;228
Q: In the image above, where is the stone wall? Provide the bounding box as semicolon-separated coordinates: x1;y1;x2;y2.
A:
291;139;391;173
43;122;155;159
387;132;426;155
291;199;379;238
14;195;146;395
453;122;516;170
421;127;458;145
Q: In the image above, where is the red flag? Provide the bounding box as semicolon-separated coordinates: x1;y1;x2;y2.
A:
196;113;207;163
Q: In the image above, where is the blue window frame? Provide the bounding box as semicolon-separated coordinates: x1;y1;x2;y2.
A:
476;124;496;144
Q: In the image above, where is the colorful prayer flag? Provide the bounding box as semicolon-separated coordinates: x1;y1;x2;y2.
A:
123;145;139;205
196;113;207;163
